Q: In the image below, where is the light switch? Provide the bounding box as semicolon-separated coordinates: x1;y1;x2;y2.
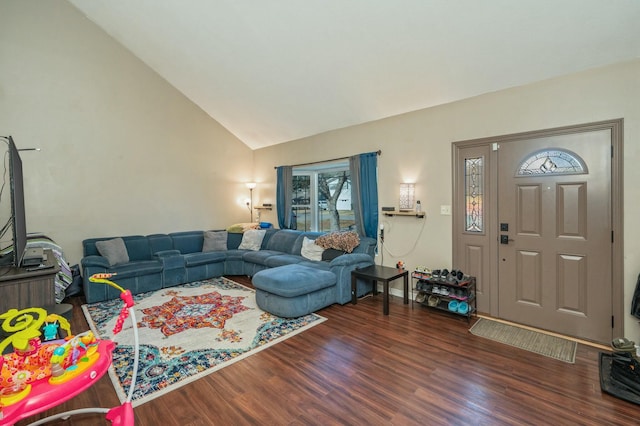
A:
440;205;452;215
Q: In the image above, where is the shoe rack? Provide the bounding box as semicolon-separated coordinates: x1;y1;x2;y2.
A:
411;269;476;322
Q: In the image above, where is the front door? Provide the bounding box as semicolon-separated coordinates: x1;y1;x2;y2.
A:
497;130;612;342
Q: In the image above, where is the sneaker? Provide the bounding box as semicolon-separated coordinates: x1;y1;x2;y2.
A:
612;337;636;353
427;295;440;307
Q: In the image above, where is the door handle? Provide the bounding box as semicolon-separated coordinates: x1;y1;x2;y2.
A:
500;235;514;244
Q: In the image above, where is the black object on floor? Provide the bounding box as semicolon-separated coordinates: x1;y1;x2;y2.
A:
599;352;640;405
64;263;84;298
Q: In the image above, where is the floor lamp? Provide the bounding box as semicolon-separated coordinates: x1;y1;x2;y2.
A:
246;182;256;222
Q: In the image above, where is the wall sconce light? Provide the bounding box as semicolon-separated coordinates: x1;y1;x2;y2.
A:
399;183;415;210
246;182;256;222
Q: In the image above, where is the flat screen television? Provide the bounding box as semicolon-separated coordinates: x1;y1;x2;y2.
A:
0;136;28;268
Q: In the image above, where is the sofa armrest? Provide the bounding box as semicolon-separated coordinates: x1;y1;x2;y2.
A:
81;255;110;269
155;249;182;258
329;253;375;304
154;250;185;270
329;253;373;267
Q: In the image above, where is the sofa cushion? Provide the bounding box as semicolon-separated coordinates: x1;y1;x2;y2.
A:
95;238;129;266
252;264;336;298
242;250;281;266
203;230;227;251
238;229;266;251
105;260;162;277
260;228;279;248
300;237;325;261
224;249;247;261
170;231;204;254
128;237;154;261
183;251;226;267
148;234;173;254
265;230;303;254
265;255;304;268
297;260;331;271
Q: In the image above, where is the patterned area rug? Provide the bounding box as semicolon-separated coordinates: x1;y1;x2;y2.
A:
469;318;577;364
82;277;326;407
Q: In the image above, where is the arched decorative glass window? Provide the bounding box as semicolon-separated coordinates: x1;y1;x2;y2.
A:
516;148;587;176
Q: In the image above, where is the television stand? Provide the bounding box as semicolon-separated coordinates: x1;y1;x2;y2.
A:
0;249;60;313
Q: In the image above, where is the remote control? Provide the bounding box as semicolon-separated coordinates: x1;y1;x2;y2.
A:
26;264;55;272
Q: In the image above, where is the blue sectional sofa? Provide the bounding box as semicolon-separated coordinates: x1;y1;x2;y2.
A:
81;229;377;308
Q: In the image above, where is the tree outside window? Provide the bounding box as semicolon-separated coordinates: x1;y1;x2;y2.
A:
292;164;354;232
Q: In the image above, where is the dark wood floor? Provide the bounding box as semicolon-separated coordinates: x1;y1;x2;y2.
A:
16;276;640;425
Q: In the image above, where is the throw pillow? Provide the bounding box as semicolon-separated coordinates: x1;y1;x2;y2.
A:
227;223;260;233
314;231;360;253
203;230;227;252
322;248;346;261
95;237;129;266
300;236;325;261
238;229;266;251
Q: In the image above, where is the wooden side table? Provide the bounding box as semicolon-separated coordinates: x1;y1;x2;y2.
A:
351;265;409;315
0;249;60;313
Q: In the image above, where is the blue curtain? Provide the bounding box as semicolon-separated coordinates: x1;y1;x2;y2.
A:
276;166;293;229
349;152;378;239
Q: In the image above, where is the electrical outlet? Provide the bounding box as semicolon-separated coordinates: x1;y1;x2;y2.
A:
440;205;452;215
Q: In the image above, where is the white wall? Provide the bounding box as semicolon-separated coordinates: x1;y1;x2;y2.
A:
0;0;254;264
254;59;640;338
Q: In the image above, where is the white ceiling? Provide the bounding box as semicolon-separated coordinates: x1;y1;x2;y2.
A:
68;0;640;149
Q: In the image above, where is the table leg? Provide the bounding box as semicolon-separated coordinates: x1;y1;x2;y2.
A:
403;273;409;304
383;280;389;315
351;274;357;305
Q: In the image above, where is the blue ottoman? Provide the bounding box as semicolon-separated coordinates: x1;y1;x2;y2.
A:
252;264;337;317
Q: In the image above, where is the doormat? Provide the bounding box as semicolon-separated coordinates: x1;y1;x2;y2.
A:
82;277;326;407
469;318;577;364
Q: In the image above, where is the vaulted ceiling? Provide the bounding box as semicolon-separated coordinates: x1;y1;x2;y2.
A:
68;0;640;149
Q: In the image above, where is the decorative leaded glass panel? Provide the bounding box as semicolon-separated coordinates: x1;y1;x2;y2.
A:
517;149;587;176
465;157;483;233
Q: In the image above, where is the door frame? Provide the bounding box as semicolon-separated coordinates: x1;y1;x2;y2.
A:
452;119;624;340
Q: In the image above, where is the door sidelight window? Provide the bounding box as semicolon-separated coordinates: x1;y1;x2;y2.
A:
465;156;484;233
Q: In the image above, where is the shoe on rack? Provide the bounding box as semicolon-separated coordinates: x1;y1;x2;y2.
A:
415;291;427;303
611;337;636;353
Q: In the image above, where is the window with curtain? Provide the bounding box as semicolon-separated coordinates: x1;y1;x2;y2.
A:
292;162;354;232
277;151;378;238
